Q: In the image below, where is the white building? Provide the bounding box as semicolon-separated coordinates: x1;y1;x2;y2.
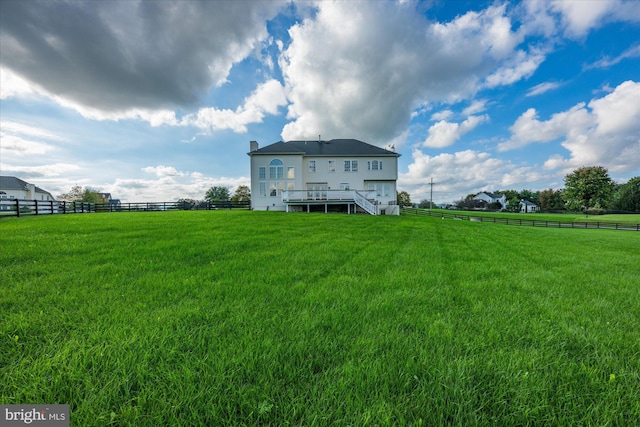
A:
474;191;507;210
0;176;55;200
248;139;401;215
519;199;539;213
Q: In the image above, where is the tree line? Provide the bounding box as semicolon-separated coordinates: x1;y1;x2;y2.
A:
445;166;638;212
57;185;252;207
398;166;640;212
178;185;251;209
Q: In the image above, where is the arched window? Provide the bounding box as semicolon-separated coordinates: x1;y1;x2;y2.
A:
270;159;283;179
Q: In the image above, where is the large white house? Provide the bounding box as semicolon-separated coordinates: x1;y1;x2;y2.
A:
248;139;401;214
0;176;55;201
0;176;56;212
474;191;507;210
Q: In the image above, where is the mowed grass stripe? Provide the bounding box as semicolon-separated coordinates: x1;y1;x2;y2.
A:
1;211;639;426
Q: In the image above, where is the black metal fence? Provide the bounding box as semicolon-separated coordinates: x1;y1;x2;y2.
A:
0;199;250;218
401;207;640;231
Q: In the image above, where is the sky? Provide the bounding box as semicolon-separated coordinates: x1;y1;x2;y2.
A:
1;0;639;204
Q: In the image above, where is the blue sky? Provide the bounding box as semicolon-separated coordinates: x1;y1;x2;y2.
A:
1;0;639;203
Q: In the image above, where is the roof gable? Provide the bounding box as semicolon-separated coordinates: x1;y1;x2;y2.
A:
0;176;29;190
0;175;54;197
249;139;400;157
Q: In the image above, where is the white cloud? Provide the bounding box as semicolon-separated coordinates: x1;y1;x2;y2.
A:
399;149;548;203
550;0;617;38
484;48;546;88
0;163;81;177
183;79;287;133
280;2;536;145
430;110;454;121
520;1;640;40
499;81;640;174
526;81;561;97
461;99;487;116
0;1;286;111
499;104;592;151
0;120;66;156
1;121;66;141
142;165;185;178
0;68;41;99
105;175;250;202
585;43;640;70
0;134;53;156
422;115;489;148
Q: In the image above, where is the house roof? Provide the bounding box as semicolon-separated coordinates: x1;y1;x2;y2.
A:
520;199;538;206
476;191;504;199
0;176;54;198
248;139;400;157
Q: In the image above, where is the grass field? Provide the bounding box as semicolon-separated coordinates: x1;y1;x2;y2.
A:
426;208;640;225
1;211;639;426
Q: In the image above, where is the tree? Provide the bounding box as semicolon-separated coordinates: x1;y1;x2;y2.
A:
505;197;521;212
455;198;484;210
397;191;411;207
519;189;539;205
205;186;230;202
611;176;640;212
81;188;101;203
563;166;616;210
496;190;519;201
538;189;564;210
177;198;198;210
231;185;251;203
487;201;502;210
418;199;435;209
57;185;84;202
58;185;100;203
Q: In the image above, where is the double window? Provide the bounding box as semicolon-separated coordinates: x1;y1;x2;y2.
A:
368;183;391;197
270;159;283;179
309;160;316;173
261;159;294;198
368;160;382;171
344;160;358;172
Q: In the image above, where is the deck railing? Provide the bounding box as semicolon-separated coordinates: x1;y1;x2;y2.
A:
282;190;358;202
282;189;381;215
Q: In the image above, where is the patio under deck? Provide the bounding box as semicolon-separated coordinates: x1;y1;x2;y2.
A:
281;190;380;215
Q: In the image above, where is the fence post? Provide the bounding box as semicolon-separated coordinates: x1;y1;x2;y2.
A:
34;200;39;215
15;199;20;217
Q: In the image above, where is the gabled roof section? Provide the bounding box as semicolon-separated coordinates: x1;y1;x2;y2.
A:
0;176;29;190
476;191;503;199
0;175;54;197
248;139;400;157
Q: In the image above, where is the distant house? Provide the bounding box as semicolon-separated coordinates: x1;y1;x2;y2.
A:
248;139;401;215
0;176;55;201
474;191;507;210
519;199;539;213
97;192;121;209
0;176;56;212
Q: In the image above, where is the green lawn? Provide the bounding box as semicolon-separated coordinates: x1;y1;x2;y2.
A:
426;208;640;224
1;211;639;426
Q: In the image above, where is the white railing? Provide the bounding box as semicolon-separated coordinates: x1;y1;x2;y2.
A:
281;189;379;215
282;190;358;202
353;191;378;215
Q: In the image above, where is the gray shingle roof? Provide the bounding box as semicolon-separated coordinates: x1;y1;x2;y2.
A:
0;176;54;197
249;139;400;157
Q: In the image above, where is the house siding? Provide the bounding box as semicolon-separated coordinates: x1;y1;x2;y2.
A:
248;140;399;213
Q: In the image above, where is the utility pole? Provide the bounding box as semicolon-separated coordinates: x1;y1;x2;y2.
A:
429;177;434;211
